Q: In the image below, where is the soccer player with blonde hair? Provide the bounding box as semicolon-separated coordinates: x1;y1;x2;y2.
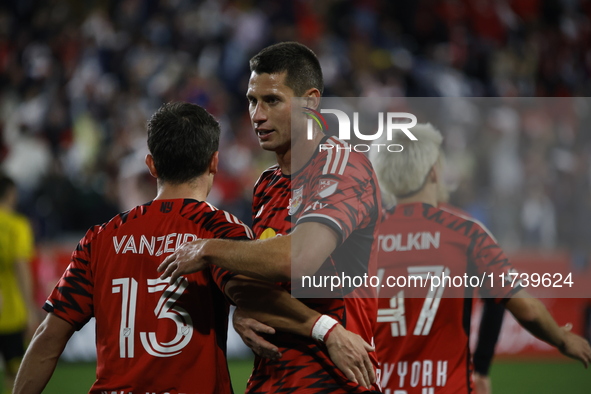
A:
370;123;590;393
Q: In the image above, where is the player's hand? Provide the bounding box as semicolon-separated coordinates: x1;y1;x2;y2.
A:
233;308;281;360
473;372;491;394
324;324;376;389
158;239;209;283
558;323;591;368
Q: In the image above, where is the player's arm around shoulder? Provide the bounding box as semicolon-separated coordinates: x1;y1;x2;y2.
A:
159;205;288;282
158;218;340;284
290;220;340;279
158;232;292;282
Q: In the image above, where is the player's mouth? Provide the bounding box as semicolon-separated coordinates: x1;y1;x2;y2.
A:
256;129;275;140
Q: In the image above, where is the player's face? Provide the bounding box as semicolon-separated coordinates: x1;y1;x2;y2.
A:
246;71;294;153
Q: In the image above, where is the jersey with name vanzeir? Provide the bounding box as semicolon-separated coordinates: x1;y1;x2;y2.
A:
44;199;253;394
249;136;382;393
375;202;519;394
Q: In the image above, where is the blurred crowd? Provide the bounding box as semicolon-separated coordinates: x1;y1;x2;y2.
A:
1;0;591;267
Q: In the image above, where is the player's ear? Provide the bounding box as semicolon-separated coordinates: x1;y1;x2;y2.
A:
209;151;219;175
145;154;158;178
304;88;321;110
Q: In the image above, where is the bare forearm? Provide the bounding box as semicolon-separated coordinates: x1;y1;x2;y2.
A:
240;306;318;337
203;238;291;282
506;292;564;348
159;222;339;284
14;314;75;394
506;293;591;367
523;309;563;347
201;222;339;282
225;276;319;336
14;340;60;393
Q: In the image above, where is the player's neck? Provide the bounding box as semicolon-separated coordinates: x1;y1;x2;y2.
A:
153;178;209;202
396;185;438;207
277;133;323;175
276;149;292;175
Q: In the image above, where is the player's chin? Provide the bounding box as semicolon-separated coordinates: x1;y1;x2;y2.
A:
259;140;278;151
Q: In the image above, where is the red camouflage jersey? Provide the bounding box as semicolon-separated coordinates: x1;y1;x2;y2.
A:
374;203;519;394
248;136;382;394
44;199;254;394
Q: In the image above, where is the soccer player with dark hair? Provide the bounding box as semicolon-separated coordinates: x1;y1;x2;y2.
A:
249;41;325;96
159;42;383;393
370;123;591;393
14;102;256;393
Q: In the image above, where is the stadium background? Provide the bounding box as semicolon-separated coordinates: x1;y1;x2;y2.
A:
1;0;590;392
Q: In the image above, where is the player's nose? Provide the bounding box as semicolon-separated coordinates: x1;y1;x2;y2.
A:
250;103;267;123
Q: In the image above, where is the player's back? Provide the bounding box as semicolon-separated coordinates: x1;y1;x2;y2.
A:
45;199;252;394
375;202;514;394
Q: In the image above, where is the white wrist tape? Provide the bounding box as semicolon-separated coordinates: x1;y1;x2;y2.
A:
311;315;339;342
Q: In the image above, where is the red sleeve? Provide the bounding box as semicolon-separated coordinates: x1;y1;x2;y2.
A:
296;152;380;243
469;222;521;301
43;226;98;330
210;266;236;294
208;210;254;292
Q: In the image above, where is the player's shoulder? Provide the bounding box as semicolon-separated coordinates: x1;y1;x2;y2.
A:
255;164;282;185
314;136;374;177
254;164;289;198
200;201;244;224
261;163;281;175
182;200;254;239
179;198;230;221
437;205;498;243
383;203;496;241
79;202;159;250
437;202;471;217
96;202;152;235
76;222;107;251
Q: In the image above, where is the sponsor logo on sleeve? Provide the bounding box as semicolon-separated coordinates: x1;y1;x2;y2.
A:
317;179;339;198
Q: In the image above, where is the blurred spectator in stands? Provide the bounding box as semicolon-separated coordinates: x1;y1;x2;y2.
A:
0;0;590;259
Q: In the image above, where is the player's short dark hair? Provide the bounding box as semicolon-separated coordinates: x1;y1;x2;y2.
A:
249;42;324;96
147;102;220;184
0;173;16;201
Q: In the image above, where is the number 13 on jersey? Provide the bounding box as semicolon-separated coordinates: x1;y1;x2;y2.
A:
112;277;193;358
